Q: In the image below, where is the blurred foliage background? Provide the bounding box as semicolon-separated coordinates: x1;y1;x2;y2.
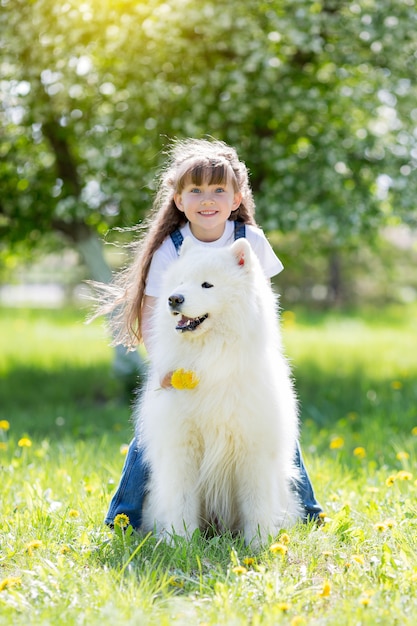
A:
1;0;416;311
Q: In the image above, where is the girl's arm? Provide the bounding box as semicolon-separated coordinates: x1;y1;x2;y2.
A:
141;295;173;388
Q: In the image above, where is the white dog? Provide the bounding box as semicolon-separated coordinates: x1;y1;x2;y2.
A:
138;238;302;546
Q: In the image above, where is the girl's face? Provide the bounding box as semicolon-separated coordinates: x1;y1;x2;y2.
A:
173;167;242;242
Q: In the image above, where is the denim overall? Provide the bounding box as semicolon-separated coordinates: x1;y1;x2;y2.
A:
105;222;322;528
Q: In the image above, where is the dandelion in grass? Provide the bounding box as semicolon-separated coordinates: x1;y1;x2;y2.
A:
277;602;291;612
384;518;396;529
242;557;255;567
0;420;10;431
396;451;409;461
351;554;365;565
374;522;387;533
319;580;331;597
59;545;72;554
232;566;247;575
290;618;306;626
119;443;129;456
329;436;344;450
68;509;80;518
396;470;412;481
279;532;290;545
18;437;32;448
321;551;333;559
359;590;374;606
353;446;366;459
391;380;402;390
25;540;42;556
171;369;199;390
169;577;185;588
270;542;287;556
411;426;417;436
386;475;396;487
114;513;130;529
0;576;21;592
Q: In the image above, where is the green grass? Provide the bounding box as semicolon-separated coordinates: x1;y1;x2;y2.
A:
1;305;417;625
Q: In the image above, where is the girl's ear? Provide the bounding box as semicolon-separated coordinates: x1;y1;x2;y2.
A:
174;193;184;212
233;191;243;210
231;238;251;268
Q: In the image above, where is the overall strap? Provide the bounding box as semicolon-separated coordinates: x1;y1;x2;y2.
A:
170;222;246;256
234;221;246;240
170;229;184;254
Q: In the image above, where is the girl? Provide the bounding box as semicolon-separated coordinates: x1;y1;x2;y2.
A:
95;138;322;529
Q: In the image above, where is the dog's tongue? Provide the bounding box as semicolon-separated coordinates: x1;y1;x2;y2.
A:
176;315;191;329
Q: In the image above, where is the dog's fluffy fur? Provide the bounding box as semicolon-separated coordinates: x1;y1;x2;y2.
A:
137;238;302;546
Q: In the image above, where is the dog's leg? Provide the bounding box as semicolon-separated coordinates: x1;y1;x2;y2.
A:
147;448;201;540
236;457;286;548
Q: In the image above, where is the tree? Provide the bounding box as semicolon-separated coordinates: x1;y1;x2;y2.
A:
1;0;416;306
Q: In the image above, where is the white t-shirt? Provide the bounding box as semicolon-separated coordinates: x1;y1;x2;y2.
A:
145;220;284;297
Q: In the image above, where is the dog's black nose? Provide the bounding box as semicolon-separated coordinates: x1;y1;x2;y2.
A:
168;294;185;310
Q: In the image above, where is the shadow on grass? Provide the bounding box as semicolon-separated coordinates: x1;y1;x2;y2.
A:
0;363;138;439
1;360;415;446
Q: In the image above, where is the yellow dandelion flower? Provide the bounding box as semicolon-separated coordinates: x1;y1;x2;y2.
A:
59;545;72;554
119;444;129;456
168;577;184;588
84;484;94;494
0;420;10;431
232;566;247;575
291;618;306;626
384;518;396;529
396;470;412;481
282;310;296;328
0;442;8;451
319;580;332;597
386;475;396;486
0;576;21;591
25;540;42;556
353;447;366;459
242;557;255;567
374;522;387;533
277;602;291;612
18;437;32;448
322;551;333;558
171;369;199;390
329;436;344;450
114;513;130;528
391;381;402;390
68;509;80;518
411;426;417;436
360;596;371;606
269;542;287;556
396;451;409;461
352;554;365;565
279;532;290;545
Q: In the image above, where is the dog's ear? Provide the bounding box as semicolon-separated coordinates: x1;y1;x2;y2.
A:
231;238;251;268
179;237;195;256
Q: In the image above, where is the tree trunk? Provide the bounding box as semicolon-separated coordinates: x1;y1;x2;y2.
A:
76;232;147;382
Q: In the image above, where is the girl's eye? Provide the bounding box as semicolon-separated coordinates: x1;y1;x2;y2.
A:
215;187;225;193
190;188;201;193
201;282;213;289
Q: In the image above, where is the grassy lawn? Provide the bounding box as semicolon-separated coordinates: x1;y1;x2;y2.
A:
0;305;416;625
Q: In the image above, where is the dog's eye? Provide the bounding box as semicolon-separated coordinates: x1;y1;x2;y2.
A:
201;282;213;289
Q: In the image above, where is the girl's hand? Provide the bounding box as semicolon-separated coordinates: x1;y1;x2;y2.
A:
160;371;174;388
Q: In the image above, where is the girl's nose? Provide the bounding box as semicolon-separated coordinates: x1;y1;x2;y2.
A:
201;194;215;204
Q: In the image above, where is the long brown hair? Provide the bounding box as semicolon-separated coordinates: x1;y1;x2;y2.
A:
92;138;258;348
